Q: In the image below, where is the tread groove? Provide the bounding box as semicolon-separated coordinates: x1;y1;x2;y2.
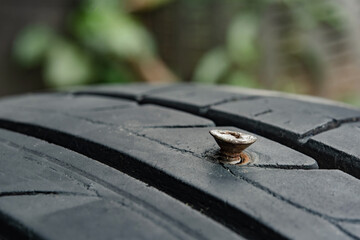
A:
0;191;97;198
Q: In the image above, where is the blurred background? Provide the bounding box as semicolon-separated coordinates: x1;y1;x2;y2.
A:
1;0;360;106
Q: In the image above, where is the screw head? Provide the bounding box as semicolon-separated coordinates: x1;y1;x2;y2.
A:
209;129;257;164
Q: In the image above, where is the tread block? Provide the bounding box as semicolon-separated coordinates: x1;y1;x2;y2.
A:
0;99;214;129
0;129;240;240
74;84;172;100
74;104;215;128
231;167;360;220
0;144;95;196
36;199;184;240
305;122;360;176
0;93;137;112
141;85;253;114
135;126;318;169
208;97;360;140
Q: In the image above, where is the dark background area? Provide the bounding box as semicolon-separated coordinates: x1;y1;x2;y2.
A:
0;0;77;95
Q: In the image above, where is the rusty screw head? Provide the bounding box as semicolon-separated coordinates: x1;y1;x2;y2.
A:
209;129;257;164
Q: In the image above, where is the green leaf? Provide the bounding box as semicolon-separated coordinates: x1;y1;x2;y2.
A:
72;4;155;59
44;40;94;87
193;47;230;84
227;13;259;67
13;25;54;67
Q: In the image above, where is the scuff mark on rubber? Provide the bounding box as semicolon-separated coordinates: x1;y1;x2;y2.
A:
253;109;273;117
88;105;136;112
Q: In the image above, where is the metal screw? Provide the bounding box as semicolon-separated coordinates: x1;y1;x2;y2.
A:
209;129;257;164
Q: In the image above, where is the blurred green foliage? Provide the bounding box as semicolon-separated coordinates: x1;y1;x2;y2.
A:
193;47;230;84
193;0;346;94
342;94;360;107
13;0;359;106
71;1;155;59
44;39;94;86
13;25;54;68
13;0;168;88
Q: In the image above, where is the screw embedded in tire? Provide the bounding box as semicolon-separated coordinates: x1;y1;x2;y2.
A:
209;129;257;164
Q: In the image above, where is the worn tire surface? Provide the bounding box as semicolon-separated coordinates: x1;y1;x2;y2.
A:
0;84;360;240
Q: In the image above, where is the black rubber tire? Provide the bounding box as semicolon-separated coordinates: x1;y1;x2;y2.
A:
0;84;359;240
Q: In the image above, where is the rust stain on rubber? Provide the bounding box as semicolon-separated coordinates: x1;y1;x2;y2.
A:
237;152;251;165
209;129;257;165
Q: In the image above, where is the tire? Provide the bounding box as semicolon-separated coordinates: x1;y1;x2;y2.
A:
0;84;359;240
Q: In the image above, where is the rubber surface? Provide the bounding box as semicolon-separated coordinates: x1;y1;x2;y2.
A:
0;84;359;239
